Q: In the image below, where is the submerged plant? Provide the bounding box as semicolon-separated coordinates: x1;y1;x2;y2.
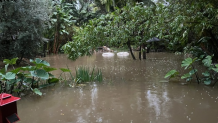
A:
59;66;103;87
75;66;103;83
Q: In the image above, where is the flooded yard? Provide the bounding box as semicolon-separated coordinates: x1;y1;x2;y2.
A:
17;52;218;123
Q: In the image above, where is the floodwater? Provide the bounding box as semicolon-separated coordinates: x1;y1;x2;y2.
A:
17;52;218;123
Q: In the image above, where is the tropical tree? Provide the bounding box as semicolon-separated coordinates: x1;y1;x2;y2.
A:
45;0;76;54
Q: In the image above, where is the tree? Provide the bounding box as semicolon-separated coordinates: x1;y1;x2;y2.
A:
62;3;157;60
153;0;218;60
0;0;51;63
46;0;75;54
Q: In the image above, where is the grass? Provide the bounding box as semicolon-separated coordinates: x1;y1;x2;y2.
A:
75;66;103;84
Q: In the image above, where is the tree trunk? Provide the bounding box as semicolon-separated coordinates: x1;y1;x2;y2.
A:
127;40;136;60
53;16;61;54
139;45;141;60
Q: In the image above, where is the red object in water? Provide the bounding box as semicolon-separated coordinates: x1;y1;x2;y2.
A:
0;93;20;123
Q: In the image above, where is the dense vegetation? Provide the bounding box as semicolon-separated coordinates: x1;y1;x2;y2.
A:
63;0;218;61
62;0;218;85
1;0;218;92
0;0;50;63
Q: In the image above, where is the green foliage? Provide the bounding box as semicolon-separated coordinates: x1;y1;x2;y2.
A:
166;55;218;85
59;66;103;87
0;58;59;96
32;88;42;96
3;58;18;65
0;0;51;61
181;57;197;69
62;3;159;60
212;64;218;72
202;56;212;68
62;0;218;61
181;69;197;82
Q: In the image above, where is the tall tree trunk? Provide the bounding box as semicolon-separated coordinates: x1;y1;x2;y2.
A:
127;40;136;60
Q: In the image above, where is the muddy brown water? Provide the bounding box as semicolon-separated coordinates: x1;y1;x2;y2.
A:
17;52;218;123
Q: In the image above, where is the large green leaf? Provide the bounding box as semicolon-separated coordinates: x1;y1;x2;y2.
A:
164;70;179;79
35;69;49;80
5;72;16;80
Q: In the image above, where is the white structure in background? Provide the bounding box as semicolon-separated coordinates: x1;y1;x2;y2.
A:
102;52;115;57
117;52;129;57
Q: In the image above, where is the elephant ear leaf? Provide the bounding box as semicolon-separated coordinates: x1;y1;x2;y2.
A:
35;69;49;80
164;70;179;79
5;72;16;80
